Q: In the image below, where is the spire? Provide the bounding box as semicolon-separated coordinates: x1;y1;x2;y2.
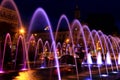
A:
74;0;80;19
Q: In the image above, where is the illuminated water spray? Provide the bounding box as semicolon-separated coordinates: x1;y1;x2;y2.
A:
97;51;103;65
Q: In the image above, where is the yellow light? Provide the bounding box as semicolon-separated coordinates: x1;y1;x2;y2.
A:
14;71;35;80
98;47;101;50
34;33;37;36
66;38;70;43
19;28;25;34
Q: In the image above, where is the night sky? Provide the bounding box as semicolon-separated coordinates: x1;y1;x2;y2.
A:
1;0;120;35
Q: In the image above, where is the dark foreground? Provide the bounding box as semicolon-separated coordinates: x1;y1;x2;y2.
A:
0;66;120;80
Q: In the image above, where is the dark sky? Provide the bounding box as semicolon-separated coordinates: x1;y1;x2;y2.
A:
1;0;120;34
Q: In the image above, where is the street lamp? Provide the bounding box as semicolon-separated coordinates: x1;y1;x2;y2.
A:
19;28;25;35
66;38;70;43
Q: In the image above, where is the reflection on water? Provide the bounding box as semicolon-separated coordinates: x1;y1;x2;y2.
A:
12;70;54;80
13;71;37;80
0;66;76;80
0;70;52;80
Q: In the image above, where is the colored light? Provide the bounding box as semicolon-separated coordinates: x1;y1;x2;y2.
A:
19;28;25;34
100;74;108;77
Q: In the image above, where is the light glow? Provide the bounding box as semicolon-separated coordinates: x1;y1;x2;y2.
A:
100;74;108;77
19;28;25;34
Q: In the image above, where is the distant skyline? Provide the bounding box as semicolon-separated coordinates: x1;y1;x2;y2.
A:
1;0;120;34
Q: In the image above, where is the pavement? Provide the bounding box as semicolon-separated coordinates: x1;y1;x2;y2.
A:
62;64;120;80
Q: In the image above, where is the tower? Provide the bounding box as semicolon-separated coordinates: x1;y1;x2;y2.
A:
74;0;80;19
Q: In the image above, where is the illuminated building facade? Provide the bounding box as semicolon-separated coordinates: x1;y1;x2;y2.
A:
0;6;19;39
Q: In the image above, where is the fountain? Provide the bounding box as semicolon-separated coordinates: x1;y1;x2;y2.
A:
0;0;120;80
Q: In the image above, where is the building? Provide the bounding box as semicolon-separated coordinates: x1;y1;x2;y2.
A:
0;6;19;40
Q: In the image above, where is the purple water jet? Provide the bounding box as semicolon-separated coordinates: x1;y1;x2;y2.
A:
34;38;44;67
28;8;61;80
15;35;28;70
92;30;109;75
71;20;92;79
2;33;12;71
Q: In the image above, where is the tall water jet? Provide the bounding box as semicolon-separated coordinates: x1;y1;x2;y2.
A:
2;33;12;71
34;38;44;68
0;0;24;70
92;30;109;75
14;36;28;70
27;35;36;68
106;35;118;71
28;8;61;80
71;20;92;79
55;15;80;79
55;14;72;41
96;51;102;78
